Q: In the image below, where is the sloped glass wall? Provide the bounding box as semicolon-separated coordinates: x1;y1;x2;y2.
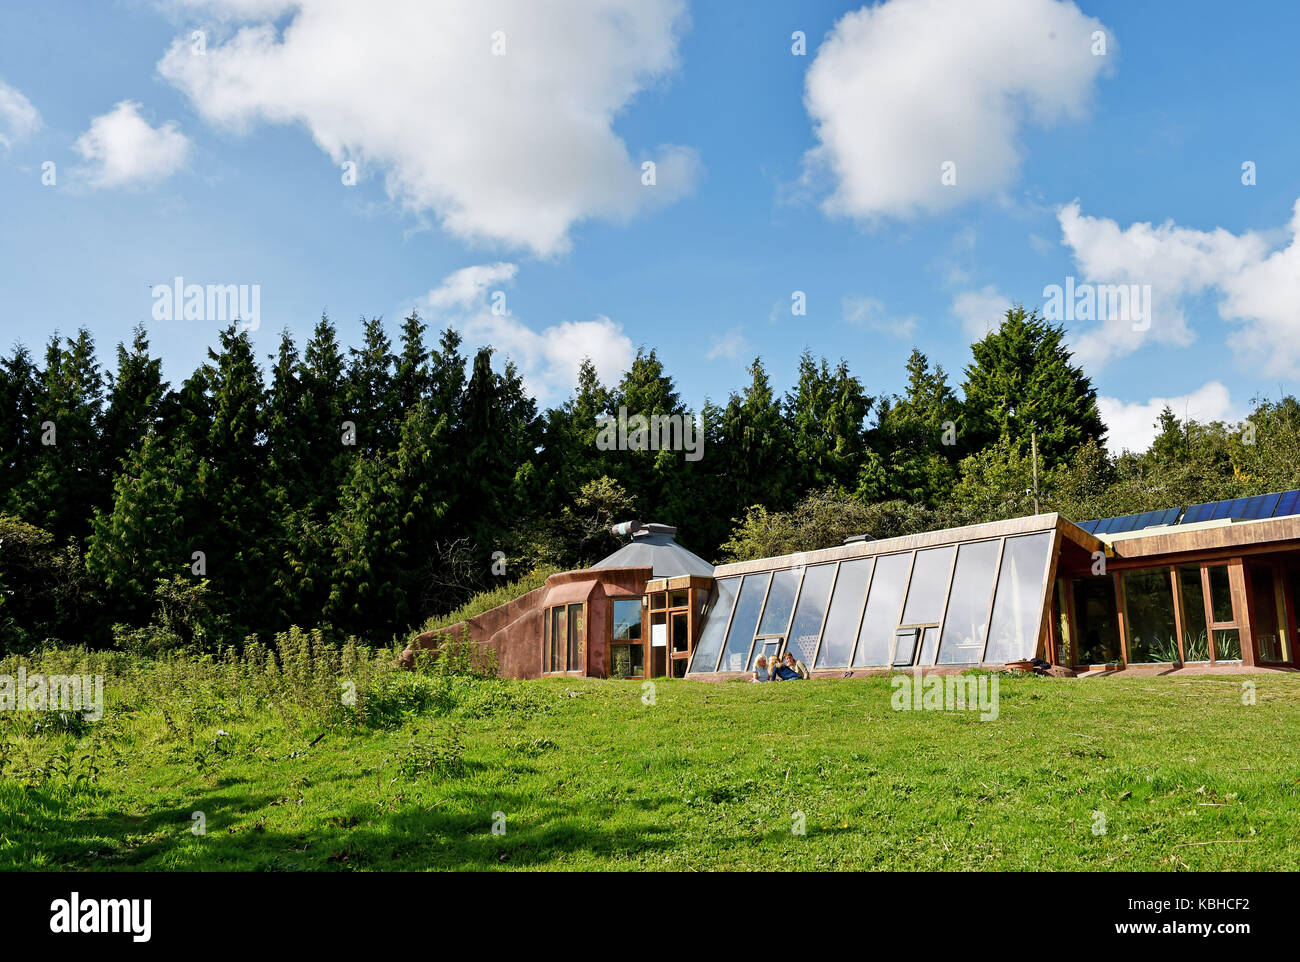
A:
691;528;1059;673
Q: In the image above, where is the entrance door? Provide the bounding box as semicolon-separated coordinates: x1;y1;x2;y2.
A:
1250;563;1289;663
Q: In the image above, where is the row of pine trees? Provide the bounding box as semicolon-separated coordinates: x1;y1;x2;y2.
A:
7;303;1242;654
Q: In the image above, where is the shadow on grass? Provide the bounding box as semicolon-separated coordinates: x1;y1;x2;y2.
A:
1;785;279;869
6;781;679;871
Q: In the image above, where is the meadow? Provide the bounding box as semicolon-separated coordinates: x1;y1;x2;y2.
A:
2;638;1298;871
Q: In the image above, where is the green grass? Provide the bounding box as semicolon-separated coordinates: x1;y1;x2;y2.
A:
3;648;1299;871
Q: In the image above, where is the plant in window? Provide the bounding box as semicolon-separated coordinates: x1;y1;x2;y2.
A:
611;645;632;680
1183;629;1209;662
1147;635;1181;664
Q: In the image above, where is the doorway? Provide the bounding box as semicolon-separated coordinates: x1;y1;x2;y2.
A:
1249;562;1290;663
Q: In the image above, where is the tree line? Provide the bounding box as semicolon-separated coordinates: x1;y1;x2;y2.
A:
2;304;1294;653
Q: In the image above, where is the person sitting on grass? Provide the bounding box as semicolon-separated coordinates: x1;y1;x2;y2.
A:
752;654;771;682
772;651;808;681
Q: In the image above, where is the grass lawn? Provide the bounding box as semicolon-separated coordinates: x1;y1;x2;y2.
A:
3;659;1299;871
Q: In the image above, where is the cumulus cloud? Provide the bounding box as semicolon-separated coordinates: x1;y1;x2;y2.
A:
158;0;700;256
952;286;1012;339
425;262;518;311
421;263;634;403
73;101;191;187
802;0;1111;221
1058;199;1300;376
1097;381;1243;455
0;79;40;149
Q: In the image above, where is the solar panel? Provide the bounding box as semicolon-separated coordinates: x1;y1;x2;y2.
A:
1079;489;1300;535
1174;488;1300;526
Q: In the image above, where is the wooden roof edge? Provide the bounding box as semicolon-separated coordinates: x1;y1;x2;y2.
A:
714;512;1063;578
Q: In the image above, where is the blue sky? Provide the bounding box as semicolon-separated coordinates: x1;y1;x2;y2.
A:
2;0;1299;453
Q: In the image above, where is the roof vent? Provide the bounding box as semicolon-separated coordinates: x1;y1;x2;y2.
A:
843;533;876;545
610;521;678;540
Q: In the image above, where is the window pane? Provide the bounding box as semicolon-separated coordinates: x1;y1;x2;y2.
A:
550;607;566;672
814;559;872;668
1178;567;1210;661
785;564;836;667
1215;628;1242;660
613;599;642;642
984;533;1052;663
1072;576;1121;664
901;546;954;625
757;568;802;636
611;641;645;678
937;540;1001;664
893;627;920;666
1208;566;1233;623
1122;570;1178;663
688;578;737;673
718;573;769;672
567;603;584;671
853;552;912;666
670;590;690;608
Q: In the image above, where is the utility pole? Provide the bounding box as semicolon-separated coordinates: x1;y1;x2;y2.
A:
1030;427;1040;514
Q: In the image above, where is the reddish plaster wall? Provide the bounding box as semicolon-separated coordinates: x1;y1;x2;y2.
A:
405;567;652;679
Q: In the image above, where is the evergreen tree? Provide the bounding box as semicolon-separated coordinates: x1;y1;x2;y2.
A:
870;348;962;505
0;345;38;514
393;311;432;415
962;306;1105;469
715;358;796;522
101;325;167;480
18;330;104;540
785;351;873;494
345;316;396;454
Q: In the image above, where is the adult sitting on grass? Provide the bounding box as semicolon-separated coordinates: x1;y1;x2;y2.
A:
772;651;809;681
752;655;771;682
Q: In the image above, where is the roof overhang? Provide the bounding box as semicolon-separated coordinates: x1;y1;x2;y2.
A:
715;512;1095;577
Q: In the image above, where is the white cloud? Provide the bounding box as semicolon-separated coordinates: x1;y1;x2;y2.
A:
1058;199;1300;375
0;79;40;149
705;326;748;361
843;296;917;338
421;264;633;403
1098;381;1243;455
73;101;191;187
158;0;700;256
425;262;518;310
952;286;1011;339
802;0;1111;221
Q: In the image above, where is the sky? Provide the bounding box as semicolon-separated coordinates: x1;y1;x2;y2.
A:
2;0;1299;454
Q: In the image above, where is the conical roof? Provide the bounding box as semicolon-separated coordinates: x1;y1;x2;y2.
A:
592;524;714;579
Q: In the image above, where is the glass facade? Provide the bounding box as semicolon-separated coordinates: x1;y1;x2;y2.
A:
717;573;769;672
853;552;911;667
1178;566;1210;661
682;515;1294;677
937;539;1001;664
785;564;836;666
756;568;802;637
688;578;737;673
692;526;1060;674
1072;576;1121;664
1122;569;1179;663
815;559;872;668
984;533;1053;664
